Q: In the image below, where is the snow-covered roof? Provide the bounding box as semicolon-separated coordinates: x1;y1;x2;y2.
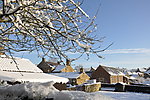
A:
129;76;136;80
53;65;66;72
0;70;69;83
139;68;147;72
49;72;81;79
101;65;125;76
0;57;42;73
84;67;96;72
83;68;91;72
119;69;132;75
46;62;60;66
129;72;143;78
126;71;132;75
145;69;150;74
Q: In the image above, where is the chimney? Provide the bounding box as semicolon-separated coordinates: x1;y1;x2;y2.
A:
57;60;63;65
66;59;71;66
57;61;60;64
80;67;84;73
42;58;46;62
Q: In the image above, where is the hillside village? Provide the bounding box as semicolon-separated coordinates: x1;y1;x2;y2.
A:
0;50;150;93
38;58;150;85
0;0;150;99
0;45;150;92
0;45;150;100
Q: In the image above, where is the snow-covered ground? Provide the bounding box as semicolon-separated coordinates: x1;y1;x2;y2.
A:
99;90;150;100
101;87;115;91
0;82;114;100
0;82;149;100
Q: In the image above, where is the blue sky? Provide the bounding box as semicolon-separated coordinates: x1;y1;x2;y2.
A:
79;0;150;69
15;0;150;69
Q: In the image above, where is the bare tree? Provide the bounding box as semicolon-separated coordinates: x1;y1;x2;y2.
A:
0;0;110;61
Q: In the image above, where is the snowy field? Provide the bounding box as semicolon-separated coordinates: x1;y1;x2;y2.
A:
100;87;150;100
99;91;150;100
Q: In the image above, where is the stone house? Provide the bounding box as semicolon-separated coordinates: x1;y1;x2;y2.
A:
50;68;90;85
37;58;59;73
84;67;96;78
144;68;150;78
91;65;128;84
52;59;75;73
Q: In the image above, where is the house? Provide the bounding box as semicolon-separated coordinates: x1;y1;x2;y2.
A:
135;68;147;73
74;66;96;77
144;68;150;78
91;65;128;84
37;58;59;73
127;71;144;84
50;68;90;85
52;59;75;73
84;67;96;78
0;56;68;84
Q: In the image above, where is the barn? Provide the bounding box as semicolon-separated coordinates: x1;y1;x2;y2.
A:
91;65;128;84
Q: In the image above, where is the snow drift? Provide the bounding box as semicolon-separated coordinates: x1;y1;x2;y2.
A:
0;81;114;100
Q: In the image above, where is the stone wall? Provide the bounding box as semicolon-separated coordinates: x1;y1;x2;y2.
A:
67;83;101;92
83;83;101;92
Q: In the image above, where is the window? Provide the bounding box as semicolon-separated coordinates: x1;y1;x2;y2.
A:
98;78;104;83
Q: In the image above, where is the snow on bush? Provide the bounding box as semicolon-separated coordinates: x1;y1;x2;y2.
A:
0;81;58;100
0;81;114;100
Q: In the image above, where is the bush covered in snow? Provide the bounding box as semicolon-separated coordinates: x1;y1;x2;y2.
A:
0;82;58;100
0;81;114;100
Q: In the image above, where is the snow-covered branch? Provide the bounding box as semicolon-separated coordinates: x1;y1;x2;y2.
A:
0;0;105;61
